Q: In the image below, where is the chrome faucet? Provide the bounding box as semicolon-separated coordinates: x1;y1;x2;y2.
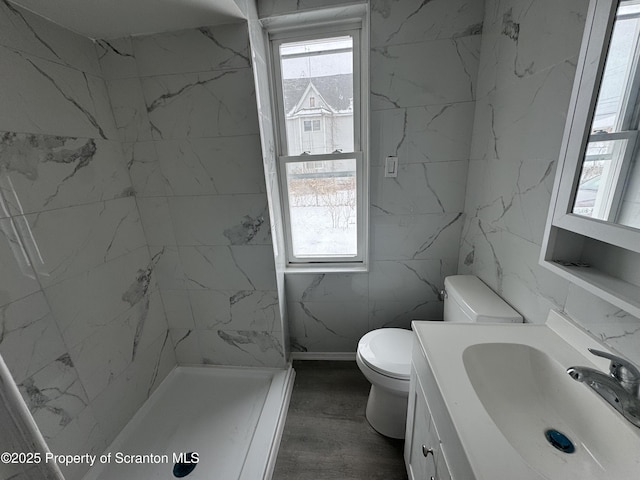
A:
567;348;640;429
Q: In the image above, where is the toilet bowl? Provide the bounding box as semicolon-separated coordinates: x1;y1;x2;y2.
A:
356;275;522;439
356;328;413;439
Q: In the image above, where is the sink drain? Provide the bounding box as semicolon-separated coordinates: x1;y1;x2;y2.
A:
173;452;197;478
544;429;575;454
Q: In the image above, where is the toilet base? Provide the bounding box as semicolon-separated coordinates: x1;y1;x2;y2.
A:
365;384;408;439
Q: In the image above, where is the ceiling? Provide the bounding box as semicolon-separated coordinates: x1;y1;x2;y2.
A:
11;0;246;39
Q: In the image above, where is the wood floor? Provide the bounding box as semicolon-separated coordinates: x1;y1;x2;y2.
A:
272;361;408;480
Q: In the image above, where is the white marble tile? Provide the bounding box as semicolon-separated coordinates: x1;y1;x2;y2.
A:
85;74;120;141
371;102;477;166
169;194;271;246
190;289;279;332
170;328;201;364
0;1;100;75
371;161;468;215
70;289;168;400
106;77;153;142
0;47;108;139
152;246;186;290
44;246;154;348
0;133;132;215
488;62;577;165
155;136;266;195
180;245;277;291
371;213;465;261
18;355;89;441
45;406;107;480
122;141;169;198
0;217;41;306
257;0;353;18
490;0;587;93
95;38;138;80
285;272;369;303
141;68;260;139
136;197;177;246
368;259;457;304
24;197;146;288
370;0;484;47
197;328;284;367
368;299;444;330
371;36;480;110
0;292;66;384
464;156;557;246
133;24;251;77
189;289;233;330
564;284;640;367
91;331;175;443
461;221;568;323
160;290;195;329
287;300;369;353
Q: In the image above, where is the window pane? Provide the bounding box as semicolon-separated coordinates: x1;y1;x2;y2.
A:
286;159;357;257
573;138;628;218
279;36;354;155
592;9;640;133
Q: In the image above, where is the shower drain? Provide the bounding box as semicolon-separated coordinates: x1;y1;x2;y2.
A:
173;452;198;478
544;429;575;454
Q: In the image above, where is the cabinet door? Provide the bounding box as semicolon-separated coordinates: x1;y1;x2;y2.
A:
406;380;437;480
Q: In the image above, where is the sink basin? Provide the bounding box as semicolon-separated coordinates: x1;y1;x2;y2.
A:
463;342;640;479
411;312;640;480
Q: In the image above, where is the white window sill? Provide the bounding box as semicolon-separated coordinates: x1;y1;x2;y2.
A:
284;263;368;274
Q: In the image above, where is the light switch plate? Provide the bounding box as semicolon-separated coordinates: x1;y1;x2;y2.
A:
384;156;398;177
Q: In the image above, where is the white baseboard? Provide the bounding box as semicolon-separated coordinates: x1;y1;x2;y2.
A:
290;351;356;361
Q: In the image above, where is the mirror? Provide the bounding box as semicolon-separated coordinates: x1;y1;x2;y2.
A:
572;0;640;229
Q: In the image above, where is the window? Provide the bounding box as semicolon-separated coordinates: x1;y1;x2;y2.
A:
303;119;321;132
573;1;640;220
271;23;368;267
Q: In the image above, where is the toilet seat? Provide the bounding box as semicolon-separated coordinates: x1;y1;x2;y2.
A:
357;328;413;380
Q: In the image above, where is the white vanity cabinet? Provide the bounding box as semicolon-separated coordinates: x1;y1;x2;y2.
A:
405;369;451;480
405;336;473;480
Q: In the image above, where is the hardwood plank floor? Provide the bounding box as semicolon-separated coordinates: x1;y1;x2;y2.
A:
273;361;408;480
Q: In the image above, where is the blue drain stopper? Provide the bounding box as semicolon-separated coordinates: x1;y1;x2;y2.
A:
544;429;575;454
173;452;198;478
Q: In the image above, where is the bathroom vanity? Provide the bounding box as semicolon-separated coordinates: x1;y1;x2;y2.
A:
405;311;640;480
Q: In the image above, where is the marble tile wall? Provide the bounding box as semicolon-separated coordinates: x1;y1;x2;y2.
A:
257;0;482;353
0;2;175;479
458;0;640;366
99;21;286;368
246;0;291;361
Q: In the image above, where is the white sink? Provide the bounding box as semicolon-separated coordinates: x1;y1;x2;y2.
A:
412;311;640;480
463;342;639;479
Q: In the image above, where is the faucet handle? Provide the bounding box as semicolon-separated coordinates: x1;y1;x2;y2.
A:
588;348;640;385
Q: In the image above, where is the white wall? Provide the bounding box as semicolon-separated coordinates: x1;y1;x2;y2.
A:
459;0;640;365
0;3;175;479
99;23;287;368
259;0;483;353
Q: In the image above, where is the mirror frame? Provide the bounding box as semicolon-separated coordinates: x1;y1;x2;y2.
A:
546;0;640;254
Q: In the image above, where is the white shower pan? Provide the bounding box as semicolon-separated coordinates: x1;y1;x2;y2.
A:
83;365;294;480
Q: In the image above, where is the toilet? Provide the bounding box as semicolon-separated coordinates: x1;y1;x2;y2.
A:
356;275;522;439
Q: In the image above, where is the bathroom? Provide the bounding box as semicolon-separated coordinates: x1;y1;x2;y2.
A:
1;0;639;478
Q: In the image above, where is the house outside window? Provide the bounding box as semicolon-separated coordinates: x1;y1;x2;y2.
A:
270;23;368;268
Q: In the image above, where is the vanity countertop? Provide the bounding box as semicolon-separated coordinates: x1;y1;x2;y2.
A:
411;311;640;480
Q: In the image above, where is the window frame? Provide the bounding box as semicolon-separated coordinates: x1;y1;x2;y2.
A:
269;22;369;270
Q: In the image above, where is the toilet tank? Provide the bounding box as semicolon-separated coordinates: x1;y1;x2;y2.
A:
443;275;522;323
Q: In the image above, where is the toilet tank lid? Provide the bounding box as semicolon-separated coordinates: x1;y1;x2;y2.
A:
444;275;522;322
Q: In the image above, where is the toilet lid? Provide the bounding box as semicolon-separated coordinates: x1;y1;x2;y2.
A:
358;328;413;380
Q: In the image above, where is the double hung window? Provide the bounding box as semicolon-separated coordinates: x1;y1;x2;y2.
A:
271;24;367;267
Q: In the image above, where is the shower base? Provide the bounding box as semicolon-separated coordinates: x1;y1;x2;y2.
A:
83;365;294;480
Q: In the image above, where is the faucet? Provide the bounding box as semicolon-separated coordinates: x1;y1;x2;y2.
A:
567;348;640;429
